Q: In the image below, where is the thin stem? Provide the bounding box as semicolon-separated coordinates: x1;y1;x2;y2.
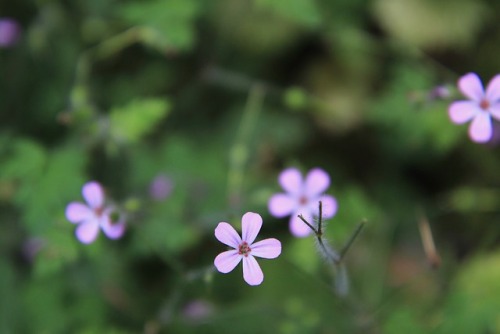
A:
339;221;365;261
227;84;265;210
317;200;323;236
297;214;317;234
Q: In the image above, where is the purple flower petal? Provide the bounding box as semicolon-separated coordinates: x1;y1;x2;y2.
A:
75;220;100;244
449;101;480;124
279;168;303;196
242;212;262;244
489;103;500;121
486;74;500;103
82;181;104;209
469;112;492;143
305;168;330;197
214;250;241;273
268;193;296;217
289;213;314;238
242;255;264;285
458;73;484;102
100;217;125;240
309;194;338;219
65;202;92;223
251;238;281;259
215;222;241;248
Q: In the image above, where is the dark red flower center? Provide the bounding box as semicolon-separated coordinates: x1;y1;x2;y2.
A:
94;207;104;217
238;242;251;257
479;99;490;110
299;196;308;205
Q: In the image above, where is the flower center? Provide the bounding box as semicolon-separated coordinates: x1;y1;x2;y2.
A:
299;195;308;205
94;207;104;217
479;99;490;110
238;242;251;257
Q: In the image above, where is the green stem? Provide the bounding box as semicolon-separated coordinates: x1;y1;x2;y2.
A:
227;84;265;209
339;221;365;261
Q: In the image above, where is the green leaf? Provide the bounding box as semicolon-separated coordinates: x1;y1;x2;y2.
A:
109;98;171;144
255;0;322;28
0;139;46;182
119;0;200;50
440;251;500;333
373;0;486;49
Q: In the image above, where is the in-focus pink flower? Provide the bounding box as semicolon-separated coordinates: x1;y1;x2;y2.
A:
214;212;281;286
65;181;125;244
268;167;338;237
448;72;500;143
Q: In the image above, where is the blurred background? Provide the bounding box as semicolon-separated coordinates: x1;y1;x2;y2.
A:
1;0;500;333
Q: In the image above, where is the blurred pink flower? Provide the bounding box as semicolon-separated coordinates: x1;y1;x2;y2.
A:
149;173;173;201
268;167;338;237
0;18;20;48
449;72;500;143
65;181;125;244
214;212;281;286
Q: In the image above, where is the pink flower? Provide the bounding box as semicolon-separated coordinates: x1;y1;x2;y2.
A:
214;212;281;286
268;168;338;237
65;181;125;244
0;18;20;48
448;72;500;143
149;173;173;201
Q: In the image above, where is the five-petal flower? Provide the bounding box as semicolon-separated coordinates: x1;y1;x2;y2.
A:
65;181;125;244
448;72;500;143
268;167;338;237
214;212;281;286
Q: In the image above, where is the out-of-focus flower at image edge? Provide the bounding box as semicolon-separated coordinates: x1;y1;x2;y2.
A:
65;181;126;244
0;18;20;48
448;72;500;143
214;212;281;286
268;167;338;237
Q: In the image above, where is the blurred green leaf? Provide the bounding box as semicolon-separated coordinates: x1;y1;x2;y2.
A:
119;0;200;50
109;98;171;144
255;0;322;28
439;251;500;333
34;226;80;278
367;63;462;158
0;141;87;234
373;0;486;49
382;307;425;334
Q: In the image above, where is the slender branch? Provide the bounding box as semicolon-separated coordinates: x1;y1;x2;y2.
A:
227;84;265;210
317;200;323;236
339;221;365;261
297;214;317;234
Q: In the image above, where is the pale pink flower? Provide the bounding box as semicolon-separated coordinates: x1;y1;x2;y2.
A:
0;18;20;48
268;167;338;237
448;72;500;143
149;173;173;201
214;212;281;286
65;181;125;244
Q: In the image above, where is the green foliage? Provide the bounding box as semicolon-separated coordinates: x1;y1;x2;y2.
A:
0;140;87;234
109;98;171;145
439;251;500;333
2;0;500;332
368;63;462;158
254;0;322;28
119;0;201;50
373;0;486;48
